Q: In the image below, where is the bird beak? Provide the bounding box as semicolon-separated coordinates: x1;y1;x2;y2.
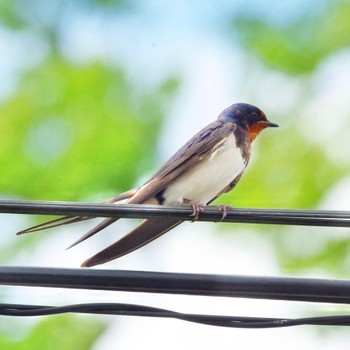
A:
266;121;279;128
259;120;279;128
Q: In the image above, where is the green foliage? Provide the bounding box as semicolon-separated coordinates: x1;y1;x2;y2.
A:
280;237;350;277
0;1;24;29
234;1;350;74
0;315;106;350
0;58;178;200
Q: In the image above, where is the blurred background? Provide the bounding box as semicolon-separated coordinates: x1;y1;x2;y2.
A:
0;0;350;348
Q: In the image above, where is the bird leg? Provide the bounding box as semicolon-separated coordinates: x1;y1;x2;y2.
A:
182;198;204;220
217;204;232;221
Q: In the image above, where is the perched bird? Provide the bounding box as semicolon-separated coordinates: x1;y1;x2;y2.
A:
17;103;278;267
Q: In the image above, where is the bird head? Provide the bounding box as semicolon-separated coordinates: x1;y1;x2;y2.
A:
219;103;278;142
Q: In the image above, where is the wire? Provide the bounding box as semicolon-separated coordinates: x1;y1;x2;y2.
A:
2;199;350;328
1;199;350;227
1;266;350;304
1;302;350;328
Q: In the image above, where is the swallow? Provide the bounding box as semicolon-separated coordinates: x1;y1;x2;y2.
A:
17;103;278;267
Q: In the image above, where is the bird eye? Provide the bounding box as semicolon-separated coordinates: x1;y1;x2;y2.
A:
251;112;258;118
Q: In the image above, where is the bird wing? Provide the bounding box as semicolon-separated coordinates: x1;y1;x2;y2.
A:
128;121;237;204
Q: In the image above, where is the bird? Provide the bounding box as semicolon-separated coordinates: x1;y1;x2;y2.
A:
17;103;278;267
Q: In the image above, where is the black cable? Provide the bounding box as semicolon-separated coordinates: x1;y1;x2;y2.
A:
1;302;350;328
1;267;350;304
2;200;350;328
1;199;350;227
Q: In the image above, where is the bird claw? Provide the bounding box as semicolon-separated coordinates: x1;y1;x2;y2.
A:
217;204;232;221
183;198;204;221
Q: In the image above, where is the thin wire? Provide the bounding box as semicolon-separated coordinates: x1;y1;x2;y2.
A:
1;199;350;227
1;302;350;328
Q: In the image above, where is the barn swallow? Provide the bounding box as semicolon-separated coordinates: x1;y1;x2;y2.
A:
17;103;278;267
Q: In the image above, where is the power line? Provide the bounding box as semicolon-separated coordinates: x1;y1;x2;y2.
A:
1;199;350;327
1;199;350;227
0;267;350;304
1;302;350;328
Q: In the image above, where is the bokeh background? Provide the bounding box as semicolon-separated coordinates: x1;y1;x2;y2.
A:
1;0;350;349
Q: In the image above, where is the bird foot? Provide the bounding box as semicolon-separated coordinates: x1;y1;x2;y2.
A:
217;204;232;221
182;198;204;220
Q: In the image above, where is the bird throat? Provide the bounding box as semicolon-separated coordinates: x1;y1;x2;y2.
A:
248;123;266;142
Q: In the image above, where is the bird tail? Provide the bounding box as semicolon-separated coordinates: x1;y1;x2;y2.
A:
66;217;117;249
16;215;90;235
16;188;138;237
81;219;182;267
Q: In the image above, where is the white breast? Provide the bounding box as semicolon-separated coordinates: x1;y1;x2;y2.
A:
163;134;247;205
